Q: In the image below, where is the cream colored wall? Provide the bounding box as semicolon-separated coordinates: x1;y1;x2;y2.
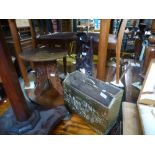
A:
15;19;29;27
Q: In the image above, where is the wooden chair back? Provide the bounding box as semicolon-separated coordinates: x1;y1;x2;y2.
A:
96;19;128;83
8;19;30;87
116;19;128;83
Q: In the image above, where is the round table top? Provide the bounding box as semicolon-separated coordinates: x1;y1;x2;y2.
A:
19;47;67;62
37;32;78;42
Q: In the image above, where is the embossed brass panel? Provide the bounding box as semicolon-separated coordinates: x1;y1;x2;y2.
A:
63;71;123;134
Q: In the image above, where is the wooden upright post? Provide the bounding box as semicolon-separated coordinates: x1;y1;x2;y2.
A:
151;19;155;34
8;19;30;87
142;35;155;74
29;19;37;48
116;19;128;84
0;26;31;122
28;19;37;69
97;19;111;80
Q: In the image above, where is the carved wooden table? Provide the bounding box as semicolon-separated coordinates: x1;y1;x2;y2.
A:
19;47;67;108
37;32;117;54
36;32;78;74
36;32;78;56
37;32;77;43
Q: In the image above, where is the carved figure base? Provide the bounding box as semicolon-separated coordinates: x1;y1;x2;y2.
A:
25;61;64;108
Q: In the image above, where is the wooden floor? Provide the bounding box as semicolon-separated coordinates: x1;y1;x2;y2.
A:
0;58;143;135
50;113;97;135
0;99;10;116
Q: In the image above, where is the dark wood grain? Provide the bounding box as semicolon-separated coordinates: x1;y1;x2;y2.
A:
143;35;155;74
19;47;67;62
35;32;75;75
29;19;37;48
0;26;31;122
96;19;111;81
151;19;155;34
19;46;67;108
87;33;117;52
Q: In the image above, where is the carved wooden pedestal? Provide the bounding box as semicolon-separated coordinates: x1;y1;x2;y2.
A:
32;61;64;108
34;61;63;96
19;47;67;108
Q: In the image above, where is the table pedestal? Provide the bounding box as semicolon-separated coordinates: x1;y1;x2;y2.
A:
19;47;67;108
27;60;64;108
34;61;63;96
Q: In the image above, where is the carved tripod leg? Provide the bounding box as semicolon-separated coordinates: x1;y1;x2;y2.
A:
46;61;64;96
33;62;48;97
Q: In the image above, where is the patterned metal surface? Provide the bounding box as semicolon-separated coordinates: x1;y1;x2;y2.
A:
63;71;124;134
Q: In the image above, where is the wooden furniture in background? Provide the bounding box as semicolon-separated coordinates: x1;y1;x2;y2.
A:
96;19;111;81
29;20;76;75
116;19;128;83
0;26;31;122
87;32;117;55
28;19;37;48
151;19;155;34
8;19;30;87
96;19;127;84
8;19;69;108
134;36;143;58
142;35;155;74
61;19;72;32
36;32;77;74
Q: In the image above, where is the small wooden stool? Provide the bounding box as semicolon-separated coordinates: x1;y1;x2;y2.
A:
19;47;67;108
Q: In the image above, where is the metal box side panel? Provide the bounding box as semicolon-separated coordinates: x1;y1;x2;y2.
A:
63;71;124;134
64;84;109;134
107;91;123;129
